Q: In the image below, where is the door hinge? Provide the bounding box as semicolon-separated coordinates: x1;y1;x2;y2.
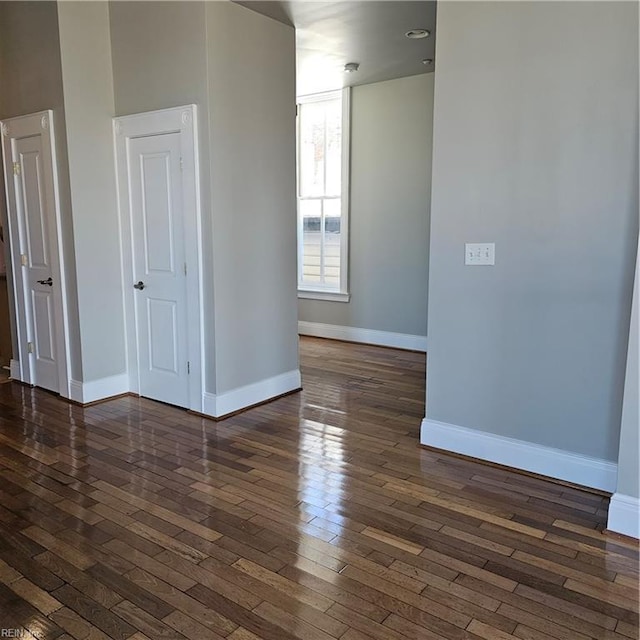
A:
187;361;190;375
183;262;187;276
12;162;21;176
180;156;184;172
27;342;34;354
20;254;28;266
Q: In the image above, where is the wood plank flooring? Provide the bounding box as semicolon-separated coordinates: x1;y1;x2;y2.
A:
0;336;637;640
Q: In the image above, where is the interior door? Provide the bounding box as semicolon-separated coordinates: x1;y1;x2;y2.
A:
128;132;189;408
3;120;65;393
15;134;60;392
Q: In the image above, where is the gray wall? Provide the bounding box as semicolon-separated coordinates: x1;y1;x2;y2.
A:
58;1;125;383
426;1;638;461
109;1;209;117
109;1;298;395
206;2;298;393
299;73;433;337
108;0;215;388
0;0;82;380
616;247;639;498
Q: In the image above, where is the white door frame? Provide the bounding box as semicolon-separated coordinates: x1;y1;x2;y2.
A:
0;110;72;397
113;105;204;412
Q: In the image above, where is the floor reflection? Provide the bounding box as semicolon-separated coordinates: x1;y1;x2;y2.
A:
0;338;636;639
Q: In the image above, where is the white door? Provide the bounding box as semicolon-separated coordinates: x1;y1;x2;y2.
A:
115;105;203;413
1;112;69;395
128;132;190;408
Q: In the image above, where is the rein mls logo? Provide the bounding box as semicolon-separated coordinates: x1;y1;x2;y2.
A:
1;631;26;638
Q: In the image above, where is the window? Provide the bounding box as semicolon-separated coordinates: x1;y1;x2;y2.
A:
297;89;350;301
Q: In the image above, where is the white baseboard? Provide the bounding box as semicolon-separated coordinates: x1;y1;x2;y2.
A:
299;321;427;352
201;391;217;416
420;418;618;493
202;369;301;418
69;373;129;404
9;359;20;380
607;493;640;539
68;380;83;403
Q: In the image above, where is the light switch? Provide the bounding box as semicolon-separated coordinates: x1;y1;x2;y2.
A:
465;243;495;266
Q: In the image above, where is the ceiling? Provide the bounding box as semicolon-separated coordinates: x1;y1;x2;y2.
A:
236;1;436;96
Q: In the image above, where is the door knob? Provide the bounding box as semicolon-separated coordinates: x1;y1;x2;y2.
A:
133;281;145;290
37;277;53;286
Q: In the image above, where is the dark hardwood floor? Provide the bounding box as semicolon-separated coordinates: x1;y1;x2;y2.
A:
0;336;637;640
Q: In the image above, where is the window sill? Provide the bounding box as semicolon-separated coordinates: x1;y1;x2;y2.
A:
298;290;351;303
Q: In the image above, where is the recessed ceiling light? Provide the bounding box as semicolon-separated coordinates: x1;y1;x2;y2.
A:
422;58;433;65
344;62;360;73
405;29;430;39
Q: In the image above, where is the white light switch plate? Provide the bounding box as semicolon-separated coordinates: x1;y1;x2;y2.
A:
465;243;495;266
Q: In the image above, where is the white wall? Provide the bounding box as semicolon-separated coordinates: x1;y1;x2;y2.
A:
58;1;125;384
299;74;433;344
423;2;638;478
